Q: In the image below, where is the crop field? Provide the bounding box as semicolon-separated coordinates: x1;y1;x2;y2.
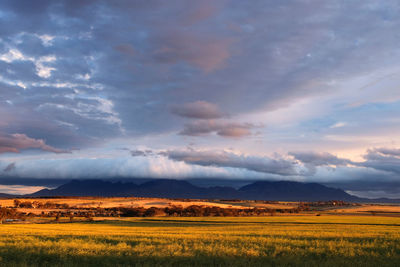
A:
0;216;399;266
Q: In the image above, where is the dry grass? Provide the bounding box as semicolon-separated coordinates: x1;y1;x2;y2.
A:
334;204;400;214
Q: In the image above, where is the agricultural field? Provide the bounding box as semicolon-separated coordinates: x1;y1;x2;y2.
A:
0;216;400;266
1;197;400;217
0;197;299;211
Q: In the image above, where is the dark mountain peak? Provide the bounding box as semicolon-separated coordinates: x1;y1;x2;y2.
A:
239;180;355;201
31;179;138;197
28;178;366;202
141;179;195;186
0;192;15;198
140;179;199;190
240;180;334;191
64;179;113;187
137;179;203;198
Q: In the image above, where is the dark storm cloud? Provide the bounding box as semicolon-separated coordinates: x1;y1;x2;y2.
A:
3;162;15;172
325;179;400;196
285;148;400;197
162;149;299;176
288;151;353;175
114;44;136;56
289;149;400;178
130;149;154;157
369;148;400;157
1;0;400;149
151;30;231;72
289;151;353;166
171;101;223;119
286;148;400;182
360;148;400;174
318;163;400;198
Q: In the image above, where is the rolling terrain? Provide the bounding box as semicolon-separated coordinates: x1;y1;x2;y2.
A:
28;179;400;203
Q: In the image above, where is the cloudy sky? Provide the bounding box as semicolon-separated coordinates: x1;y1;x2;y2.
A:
1;0;400;197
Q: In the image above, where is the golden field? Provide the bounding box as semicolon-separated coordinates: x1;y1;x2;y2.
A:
0;197;299;216
0;216;400;266
2;196;400;216
0;197;298;209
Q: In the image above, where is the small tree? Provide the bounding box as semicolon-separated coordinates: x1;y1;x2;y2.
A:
0;208;7;224
14;199;21;208
85;212;94;222
269;209;276;216
0;207;17;224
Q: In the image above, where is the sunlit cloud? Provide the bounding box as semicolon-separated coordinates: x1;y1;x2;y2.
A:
0;0;400;197
0;184;47;195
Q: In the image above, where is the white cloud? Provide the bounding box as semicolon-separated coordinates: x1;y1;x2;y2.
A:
330;122;347;128
35;55;56;78
17;81;27;89
38;34;55;46
0;155;262;180
0;48;56;78
0;48;31;62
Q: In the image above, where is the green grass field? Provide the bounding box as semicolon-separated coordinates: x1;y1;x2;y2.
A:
0;216;399;266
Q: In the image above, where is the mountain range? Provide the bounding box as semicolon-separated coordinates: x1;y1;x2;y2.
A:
27;179;400;203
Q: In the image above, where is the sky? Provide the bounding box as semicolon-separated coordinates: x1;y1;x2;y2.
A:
1;0;400;197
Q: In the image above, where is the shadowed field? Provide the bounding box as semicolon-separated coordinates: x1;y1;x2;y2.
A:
0;216;400;266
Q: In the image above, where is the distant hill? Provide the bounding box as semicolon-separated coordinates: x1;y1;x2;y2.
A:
31;180;139;197
0;192;15;198
238;181;358;201
29;179;378;202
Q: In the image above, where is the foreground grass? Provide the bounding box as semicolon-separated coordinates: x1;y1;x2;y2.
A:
0;216;400;266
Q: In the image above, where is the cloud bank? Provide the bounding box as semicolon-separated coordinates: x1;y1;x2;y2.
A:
161;149;299;176
0;133;67;154
1;146;400;197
